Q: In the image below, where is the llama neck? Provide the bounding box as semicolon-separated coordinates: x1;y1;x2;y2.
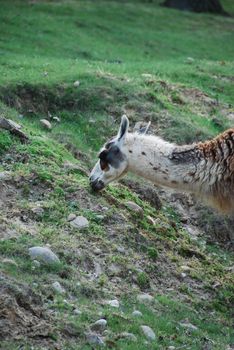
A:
124;134;202;192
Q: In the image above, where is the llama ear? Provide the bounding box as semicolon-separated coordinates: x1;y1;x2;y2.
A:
138;121;151;135
117;115;129;142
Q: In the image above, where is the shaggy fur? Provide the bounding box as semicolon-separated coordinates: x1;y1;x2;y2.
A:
124;129;234;213
90;115;234;214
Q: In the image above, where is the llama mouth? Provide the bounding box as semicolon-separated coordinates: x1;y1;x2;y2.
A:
90;179;105;192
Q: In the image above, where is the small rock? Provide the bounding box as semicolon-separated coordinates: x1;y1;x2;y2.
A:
126;201;144;216
181;265;190;272
29;246;60;265
70;216;89;229
137;293;154;303
0;172;11;181
116;246;125;254
168;346;175;350
73;308;82;315
67;213;76;222
31;207;45;216
73;80;80;87
32;260;41;268
86;333;104;347
119;332;137;342
2;258;18;267
52;281;65;294
96;215;105;221
106;299;119;308
181;273;187;278
132;310;143;317
186;57;194;64
91;319;107;332
179;322;198;331
94;248;102;255
147;215;156;225
140;325;156;341
108;264;121;275
40;119;52;129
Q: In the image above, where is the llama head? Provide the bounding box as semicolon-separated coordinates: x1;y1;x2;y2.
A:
89;115;150;191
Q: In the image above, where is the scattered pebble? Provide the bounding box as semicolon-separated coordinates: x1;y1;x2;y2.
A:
29;246;60;265
31;207;45;216
179;322;198;331
137;293;154;303
70;216;89;229
73;308;82;316
119;332;137;342
181;265;190;272
40;119;52;130
132;310;143;317
0;172;11;181
168;346;175;350
147;215;156;225
140;325;156;340
73;80;80;87
32;260;41;268
67;213;76;222
86;333;105;347
126;201;144;216
94;248;102;255
52;281;65;294
106;299;119;308
91;319;107;332
116;246;125;254
181;273;187;278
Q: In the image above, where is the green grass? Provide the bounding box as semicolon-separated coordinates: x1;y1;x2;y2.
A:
0;1;234;349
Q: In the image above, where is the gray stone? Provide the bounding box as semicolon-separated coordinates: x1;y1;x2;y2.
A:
181;273;187;278
52;281;65;294
116;246;125;253
181;265;190;272
29;246;60;265
32;260;41;268
40;119;52;129
168;346;175;350
179;322;198;331
140;325;156;341
70;216;89;229
67;213;76;222
0;172;11;181
132;310;143;317
86;333;104;346
106;299;119;308
119;332;137;342
73;308;82;315
31;207;45;216
137;293;154;303
73;80;80;87
91;319;107;332
126;201;144;216
94;248;102;255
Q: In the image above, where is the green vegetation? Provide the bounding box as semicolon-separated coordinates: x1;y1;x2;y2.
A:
0;0;233;349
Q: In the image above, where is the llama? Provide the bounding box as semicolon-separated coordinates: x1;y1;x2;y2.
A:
89;115;234;214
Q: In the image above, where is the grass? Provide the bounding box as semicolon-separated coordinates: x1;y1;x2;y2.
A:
0;0;233;349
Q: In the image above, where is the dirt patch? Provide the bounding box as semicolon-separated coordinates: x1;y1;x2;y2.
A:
0;274;53;341
120;178;162;210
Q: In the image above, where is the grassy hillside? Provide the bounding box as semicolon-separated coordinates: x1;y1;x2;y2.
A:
0;1;233;349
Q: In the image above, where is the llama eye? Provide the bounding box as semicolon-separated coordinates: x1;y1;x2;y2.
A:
100;159;108;171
